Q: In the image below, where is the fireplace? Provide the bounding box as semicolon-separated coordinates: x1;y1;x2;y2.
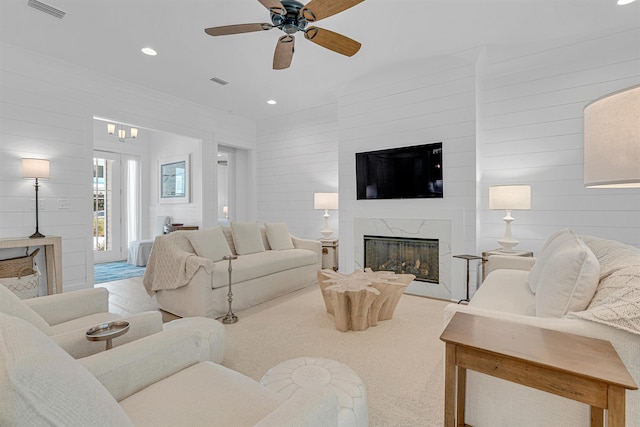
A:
364;235;439;283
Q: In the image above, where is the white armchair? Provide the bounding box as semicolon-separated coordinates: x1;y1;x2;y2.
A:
0;284;225;361
0;312;339;426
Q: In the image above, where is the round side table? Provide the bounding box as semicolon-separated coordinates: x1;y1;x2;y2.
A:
86;320;130;350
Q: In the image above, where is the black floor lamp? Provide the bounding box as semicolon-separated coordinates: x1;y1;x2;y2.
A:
22;158;50;239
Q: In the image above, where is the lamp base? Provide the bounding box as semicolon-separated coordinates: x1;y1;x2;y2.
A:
29;230;45;239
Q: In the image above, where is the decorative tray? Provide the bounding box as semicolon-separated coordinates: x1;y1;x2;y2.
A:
85;321;130;341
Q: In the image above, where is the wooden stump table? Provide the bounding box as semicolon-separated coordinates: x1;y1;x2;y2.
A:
318;268;415;332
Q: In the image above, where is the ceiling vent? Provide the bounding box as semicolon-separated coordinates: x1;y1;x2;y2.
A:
210;77;230;86
27;0;66;19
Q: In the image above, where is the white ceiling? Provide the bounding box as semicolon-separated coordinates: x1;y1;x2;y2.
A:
1;0;639;121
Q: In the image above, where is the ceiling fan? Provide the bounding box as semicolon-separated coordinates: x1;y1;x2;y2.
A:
205;0;364;70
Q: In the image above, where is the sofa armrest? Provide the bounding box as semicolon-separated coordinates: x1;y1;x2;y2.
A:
79;327;210;402
485;255;536;278
292;237;322;268
24;288;109;325
255;387;339;427
52;311;164;359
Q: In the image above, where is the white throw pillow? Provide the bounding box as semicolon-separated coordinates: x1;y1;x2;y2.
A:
265;222;294;250
0;284;52;334
231;221;266;255
528;228;575;294
535;234;600;318
187;227;232;262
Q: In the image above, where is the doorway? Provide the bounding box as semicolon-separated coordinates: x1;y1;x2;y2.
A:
93;151;139;263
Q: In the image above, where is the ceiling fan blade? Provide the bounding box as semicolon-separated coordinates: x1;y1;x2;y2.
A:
205;23;273;36
300;0;364;22
273;35;295;70
258;0;286;15
304;26;361;57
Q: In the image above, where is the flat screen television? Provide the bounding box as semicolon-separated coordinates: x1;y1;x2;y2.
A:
356;142;443;200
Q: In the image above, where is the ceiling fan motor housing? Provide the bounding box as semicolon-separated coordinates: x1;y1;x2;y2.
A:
271;0;308;34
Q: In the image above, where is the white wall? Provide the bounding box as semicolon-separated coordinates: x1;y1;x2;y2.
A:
256;103;339;239
478;28;640;253
0;42;256;292
338;56;479;301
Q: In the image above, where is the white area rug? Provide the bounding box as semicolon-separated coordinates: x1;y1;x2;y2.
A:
221;286;449;426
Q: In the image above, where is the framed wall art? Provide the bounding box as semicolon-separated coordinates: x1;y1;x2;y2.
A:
160;155;190;203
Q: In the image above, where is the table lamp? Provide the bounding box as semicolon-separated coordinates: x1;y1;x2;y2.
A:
22;158;50;239
489;185;531;252
314;192;339;238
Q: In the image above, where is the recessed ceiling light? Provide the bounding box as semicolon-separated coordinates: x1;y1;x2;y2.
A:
267;99;277;105
141;47;157;56
618;0;637;4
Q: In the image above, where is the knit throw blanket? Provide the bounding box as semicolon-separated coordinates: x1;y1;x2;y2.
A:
566;236;640;336
143;232;214;295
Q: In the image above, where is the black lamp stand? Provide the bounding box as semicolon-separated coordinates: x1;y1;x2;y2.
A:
29;177;45;239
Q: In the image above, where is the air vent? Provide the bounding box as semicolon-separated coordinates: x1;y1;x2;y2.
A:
210;77;230;86
27;0;66;19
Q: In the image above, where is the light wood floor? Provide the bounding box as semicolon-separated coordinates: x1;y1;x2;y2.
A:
96;276;179;322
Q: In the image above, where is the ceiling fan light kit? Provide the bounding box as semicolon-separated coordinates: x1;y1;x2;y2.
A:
205;0;364;70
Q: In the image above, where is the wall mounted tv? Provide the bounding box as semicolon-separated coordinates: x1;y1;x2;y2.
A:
356;142;443;200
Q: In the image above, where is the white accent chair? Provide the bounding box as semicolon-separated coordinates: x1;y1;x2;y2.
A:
127;216;170;266
0;312;339;426
0;283;226;361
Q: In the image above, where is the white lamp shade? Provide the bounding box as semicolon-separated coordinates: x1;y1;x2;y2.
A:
489;185;531;210
130;127;138;138
22;158;50;179
584;85;640;188
314;192;339;210
107;123;116;135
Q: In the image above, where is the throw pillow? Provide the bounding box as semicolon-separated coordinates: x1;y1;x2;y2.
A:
265;222;294;250
528;228;575;294
231;221;266;255
0;284;52;335
187;227;232;262
535;234;600;318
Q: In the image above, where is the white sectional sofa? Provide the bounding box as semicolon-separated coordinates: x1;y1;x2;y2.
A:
444;229;640;427
144;222;322;318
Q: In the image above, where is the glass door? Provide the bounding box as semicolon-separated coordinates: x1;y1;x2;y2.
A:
93;151;124;262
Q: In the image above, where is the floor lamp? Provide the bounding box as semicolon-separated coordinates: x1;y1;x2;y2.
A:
22;158;50;239
489;185;531;252
584;84;640;189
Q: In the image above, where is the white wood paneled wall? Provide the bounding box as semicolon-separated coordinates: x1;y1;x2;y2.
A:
256;103;339;239
478;28;640;252
0;43;256;292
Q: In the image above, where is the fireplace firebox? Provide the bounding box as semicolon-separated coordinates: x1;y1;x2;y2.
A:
364;235;439;283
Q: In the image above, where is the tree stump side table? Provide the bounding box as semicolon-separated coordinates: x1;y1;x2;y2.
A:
318;268;415;332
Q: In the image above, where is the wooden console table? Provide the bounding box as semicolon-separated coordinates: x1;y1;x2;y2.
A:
0;236;62;294
440;312;637;427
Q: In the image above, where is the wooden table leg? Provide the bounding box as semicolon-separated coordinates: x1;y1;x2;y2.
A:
590;407;604;427
607;386;626;427
444;343;456;427
457;366;467;426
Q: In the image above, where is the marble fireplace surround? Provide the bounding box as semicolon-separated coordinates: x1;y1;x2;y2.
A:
354;217;460;300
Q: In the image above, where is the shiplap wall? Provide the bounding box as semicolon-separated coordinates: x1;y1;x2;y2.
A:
0;43;256;292
338;57;479;301
256;103;339;239
479;28;640;253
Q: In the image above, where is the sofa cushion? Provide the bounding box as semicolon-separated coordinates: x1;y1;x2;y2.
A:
265;222;294;250
187;227;232;262
535;234;600;318
211;249;319;287
0;313;133;427
0;284;52;335
120;362;282;426
528;228;575;294
231;221;266;255
469;269;535;316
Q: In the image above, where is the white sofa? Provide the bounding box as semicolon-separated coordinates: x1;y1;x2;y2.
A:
0;312;339;426
144;222;322;318
444;229;640;426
